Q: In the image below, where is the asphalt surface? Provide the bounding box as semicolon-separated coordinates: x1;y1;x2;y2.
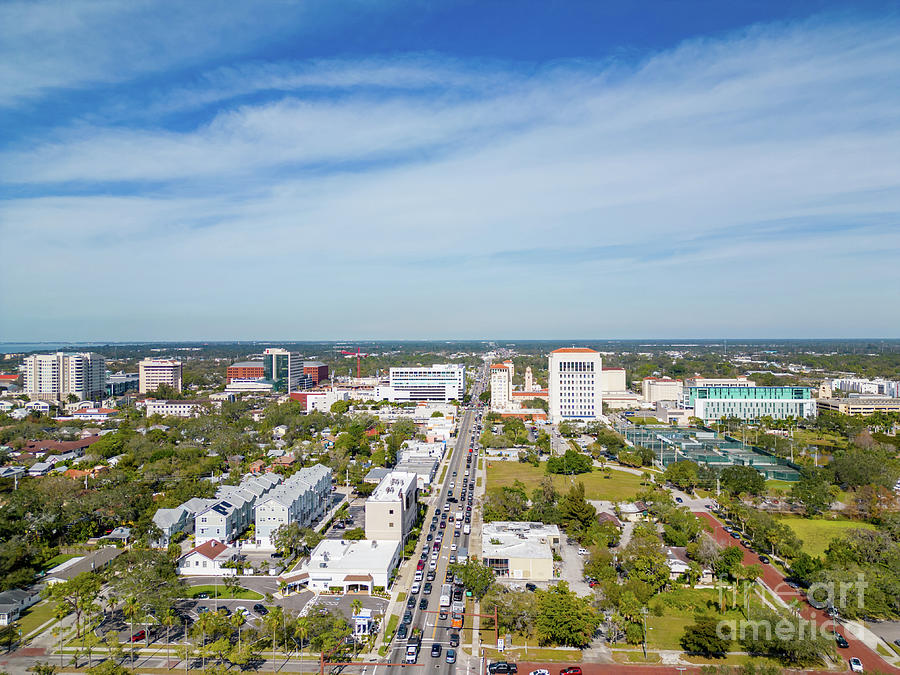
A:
379;363;488;675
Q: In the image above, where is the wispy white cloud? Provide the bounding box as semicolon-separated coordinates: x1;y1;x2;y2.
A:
2;12;899;339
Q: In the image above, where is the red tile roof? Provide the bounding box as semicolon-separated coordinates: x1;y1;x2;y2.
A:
185;539;231;561
0;374;20;381
551;348;597;354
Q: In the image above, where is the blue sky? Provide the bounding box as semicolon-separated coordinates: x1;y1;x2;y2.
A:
1;0;899;341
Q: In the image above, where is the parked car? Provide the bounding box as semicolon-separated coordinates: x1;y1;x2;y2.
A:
758;555;770;564
834;633;849;648
402;610;412;624
577;548;589;555
529;670;550;675
411;582;421;594
407;596;416;608
560;668;582;675
525;583;537;592
253;603;269;615
131;630;146;643
675;497;683;503
488;661;518;674
849;657;864;672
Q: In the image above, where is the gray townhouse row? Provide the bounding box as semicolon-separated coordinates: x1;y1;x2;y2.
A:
152;464;332;550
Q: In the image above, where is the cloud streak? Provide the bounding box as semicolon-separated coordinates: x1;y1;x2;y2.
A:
2;11;899;339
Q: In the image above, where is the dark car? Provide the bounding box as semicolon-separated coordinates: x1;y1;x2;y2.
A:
675;497;683;504
834;633;850;648
446;649;457;663
423;582;432;594
407;595;416;608
758;555;770;564
449;633;460;647
426;571;436;581
488;661;518;674
454;529;460;538
196;592;210;599
402;610;413;624
439;610;448;620
730;531;741;539
429;524;437;532
431;643;442;658
131;630;146;643
218;607;231;616
397;623;408;640
426;533;433;542
253;603;269;615
525;583;537;592
419;598;429;610
440;521;447;529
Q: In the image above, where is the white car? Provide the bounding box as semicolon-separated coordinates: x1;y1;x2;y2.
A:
850;657;864;672
530;670;550;675
411;582;421;594
428;560;437;571
578;548;589;555
450;543;457;551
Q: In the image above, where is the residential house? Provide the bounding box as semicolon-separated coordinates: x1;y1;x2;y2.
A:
177;540;240;576
0;588;41;626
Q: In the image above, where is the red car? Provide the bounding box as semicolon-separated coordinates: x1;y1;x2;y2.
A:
131;630;146;643
417;560;425;571
560;668;581;675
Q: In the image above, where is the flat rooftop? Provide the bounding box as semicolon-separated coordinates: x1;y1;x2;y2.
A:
369;471;417;501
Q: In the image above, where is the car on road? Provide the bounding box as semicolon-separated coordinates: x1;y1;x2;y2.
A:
431;643;442;657
253;603;268;615
419;598;428;610
426;534;433;542
397;623;408;640
850;657;864;672
402;610;413;624
423;582;432;594
834;633;849;648
449;633;460;647
560;668;582;675
429;560;437;570
675;497;683;503
451;543;457;551
439;610;448;620
426;571;436;582
529;670;550;675
417;560;425;570
488;661;518;674
449;555;456;564
407;596;416;608
446;648;457;663
411;582;421;594
525;583;537;592
758;555;770;564
131;630;146;642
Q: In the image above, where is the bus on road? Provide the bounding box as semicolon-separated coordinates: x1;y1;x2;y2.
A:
439;584;452;607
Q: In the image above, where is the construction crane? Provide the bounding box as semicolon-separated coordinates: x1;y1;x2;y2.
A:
339;347;370;379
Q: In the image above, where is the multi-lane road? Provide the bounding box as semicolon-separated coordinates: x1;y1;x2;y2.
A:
381;361;489;675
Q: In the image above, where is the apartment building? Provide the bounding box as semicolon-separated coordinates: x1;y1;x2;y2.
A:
365;471;418;543
191;473;283;545
642;377;684;403
389;364;466;401
490;362;513;410
548;348;603;422
138;358;183;394
23;352;106;402
253;464;333;548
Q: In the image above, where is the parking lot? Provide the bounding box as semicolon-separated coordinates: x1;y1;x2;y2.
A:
324;499;366;540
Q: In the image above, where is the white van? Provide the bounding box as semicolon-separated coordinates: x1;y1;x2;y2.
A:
464;524;471;535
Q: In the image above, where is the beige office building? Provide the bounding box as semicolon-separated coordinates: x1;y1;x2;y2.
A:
481;522;561;581
139;359;183;394
642;377;684;403
365;471;418;544
815;397;900;415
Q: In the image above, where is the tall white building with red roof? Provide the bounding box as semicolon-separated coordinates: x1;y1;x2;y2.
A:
548;348;603;422
489;361;514;411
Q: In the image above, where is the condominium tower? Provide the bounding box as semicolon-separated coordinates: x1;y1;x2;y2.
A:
23;352;106;402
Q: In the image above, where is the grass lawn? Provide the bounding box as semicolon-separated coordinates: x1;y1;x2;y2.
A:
41;553;80;572
612;651;662;664
18;600;60;637
776;517;875;557
683;655;785;669
629;417;665;426
184;584;263;600
482;647;581;662
384;614;399;639
486;460;645;501
765;479;796;494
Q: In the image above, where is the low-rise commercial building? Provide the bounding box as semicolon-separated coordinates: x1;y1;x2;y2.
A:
226;361;265;383
642;377;684;404
280;539;402;594
144;399;210;418
481;522;561;581
815;397;900;415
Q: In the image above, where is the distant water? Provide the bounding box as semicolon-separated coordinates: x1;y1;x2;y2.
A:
0;342;116;353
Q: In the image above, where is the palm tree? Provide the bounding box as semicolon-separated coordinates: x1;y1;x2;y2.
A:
264;605;284;673
350;599;362;654
194;611;213;671
161;608;178;670
122;596;141;670
294;617;309;675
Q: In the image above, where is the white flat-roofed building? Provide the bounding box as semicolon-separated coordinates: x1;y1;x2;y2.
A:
394;458;440;490
389;364;466;401
642;377;684;403
548;348;602;422
281;538;402;594
365;471;418;543
144;399;209;418
138;359;183;394
481;522;561;581
24;352;106;402
601;368;626;392
692;397;817;423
